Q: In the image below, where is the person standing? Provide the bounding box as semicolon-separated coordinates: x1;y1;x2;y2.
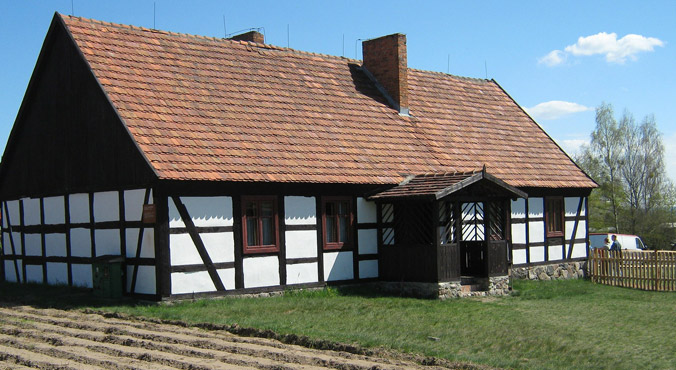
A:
610;235;622;251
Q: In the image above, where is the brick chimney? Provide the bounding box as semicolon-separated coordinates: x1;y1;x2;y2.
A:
229;30;264;44
362;33;409;115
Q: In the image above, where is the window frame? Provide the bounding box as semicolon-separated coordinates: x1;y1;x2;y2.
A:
545;197;564;238
241;196;279;254
321;196;354;251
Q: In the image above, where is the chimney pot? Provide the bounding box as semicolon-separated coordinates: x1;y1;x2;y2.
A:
362;33;408;115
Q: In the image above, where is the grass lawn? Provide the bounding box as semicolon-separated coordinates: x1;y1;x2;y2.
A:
2;279;675;369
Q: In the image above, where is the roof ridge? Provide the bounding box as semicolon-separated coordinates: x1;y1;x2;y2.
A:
59;13;363;65
408;67;491;83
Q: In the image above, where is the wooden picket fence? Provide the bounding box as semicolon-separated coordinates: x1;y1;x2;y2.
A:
588;249;676;291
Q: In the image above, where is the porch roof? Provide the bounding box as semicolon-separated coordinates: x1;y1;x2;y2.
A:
368;169;528;200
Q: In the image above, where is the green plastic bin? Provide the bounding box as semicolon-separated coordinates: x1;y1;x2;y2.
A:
92;255;125;298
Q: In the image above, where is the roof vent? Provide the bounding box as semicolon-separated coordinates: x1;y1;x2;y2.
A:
229;30;264;44
362;33;409;115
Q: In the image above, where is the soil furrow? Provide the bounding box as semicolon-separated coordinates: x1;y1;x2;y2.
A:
1;318;314;370
0;305;464;370
2;307;392;370
0;337;109;370
4;306;436;369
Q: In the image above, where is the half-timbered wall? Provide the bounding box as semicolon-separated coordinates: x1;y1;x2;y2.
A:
1;189;156;295
510;196;588;266
164;194;379;297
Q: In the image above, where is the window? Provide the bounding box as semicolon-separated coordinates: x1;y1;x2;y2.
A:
545;197;564;238
242;196;279;254
322;197;353;250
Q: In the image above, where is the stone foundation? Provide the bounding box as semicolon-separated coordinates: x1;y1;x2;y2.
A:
511;261;587;281
378;275;511;299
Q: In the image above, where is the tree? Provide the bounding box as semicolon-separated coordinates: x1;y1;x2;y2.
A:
576;103;676;249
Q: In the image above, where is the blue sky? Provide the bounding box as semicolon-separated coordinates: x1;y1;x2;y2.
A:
1;0;675;181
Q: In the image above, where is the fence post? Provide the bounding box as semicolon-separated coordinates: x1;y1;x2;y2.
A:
654;250;659;291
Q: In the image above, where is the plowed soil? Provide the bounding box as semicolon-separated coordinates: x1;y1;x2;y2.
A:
0;304;476;369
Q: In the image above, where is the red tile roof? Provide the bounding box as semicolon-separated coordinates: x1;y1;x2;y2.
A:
60;14;596;189
369;170;528;200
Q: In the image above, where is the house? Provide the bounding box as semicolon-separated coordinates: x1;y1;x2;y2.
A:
0;13;596;299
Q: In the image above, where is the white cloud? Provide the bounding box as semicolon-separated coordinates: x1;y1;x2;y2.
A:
539;32;664;66
525;101;592;121
559;139;589;157
538;50;566;66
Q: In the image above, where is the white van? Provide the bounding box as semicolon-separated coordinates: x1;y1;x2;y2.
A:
589;233;647;251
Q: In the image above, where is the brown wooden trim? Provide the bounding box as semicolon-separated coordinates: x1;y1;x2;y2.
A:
357;222;378;229
357;253;379;261
88;192;96;261
351;197;359;280
545;196;564;239
171;262;235;273
118;190;126;258
567;197;585;259
131;188;151;294
64;194;72;286
284;224;316;231
233;195;244;289
315;196;324;283
241;196;280;254
169;226;233;234
278;197;286;286
525;198;530;265
154;189;171;298
172;196;225;291
125;257;155;266
39;198;46;283
286;257;318;265
3;201;21;282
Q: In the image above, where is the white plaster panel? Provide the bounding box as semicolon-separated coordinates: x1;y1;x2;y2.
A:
4;260;22;282
46;262;68;285
548;245;563;261
528;198;544;218
3;200;21;228
565;197;585;217
565;220;587;240
511;198;526;218
169;233;203;266
2;232;22;255
203;232;234;263
24;234;42;256
183;196;233;227
529;246;545;263
168;197;182;228
45;234;67;257
357;229;378;255
94;191;119;222
124;189;147;222
25;264;43;283
23;198;41;226
95;229;121;256
356;197;377;223
286;262;318;285
243;256;280;288
323;251;354;281
359;260;378;279
285;230;318;259
571;243;588;258
511;223;526;244
70;228;91;257
217;268;236;290
512;249;527;265
528;221;545;243
43;196;65;225
127;265;156;294
284;196;316;225
72;264;93;288
69;193;90;224
125;228;155;258
171;271;216;294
